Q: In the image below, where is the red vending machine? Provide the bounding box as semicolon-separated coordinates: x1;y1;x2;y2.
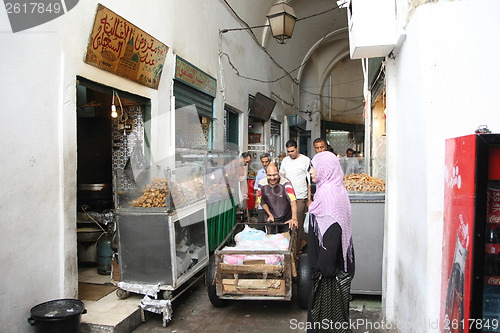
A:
441;133;500;333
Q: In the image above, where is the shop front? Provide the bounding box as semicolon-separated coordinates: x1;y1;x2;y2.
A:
246;93;277;211
319;103;386;295
74;5;225;321
76;77;151;271
288;115;307;152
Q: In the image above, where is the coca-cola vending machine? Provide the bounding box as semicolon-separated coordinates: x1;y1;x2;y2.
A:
440;133;500;333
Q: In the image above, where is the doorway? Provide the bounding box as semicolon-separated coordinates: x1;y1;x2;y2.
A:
75;77;150;299
224;107;239;151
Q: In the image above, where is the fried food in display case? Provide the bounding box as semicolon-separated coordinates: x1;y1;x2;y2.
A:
132;178;169;208
343;173;385;192
170;176;205;208
115;150;207;210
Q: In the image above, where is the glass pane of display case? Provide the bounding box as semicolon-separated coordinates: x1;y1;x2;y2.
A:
114;166;168;210
340;156;386;195
174;207;207;279
205;151;238;204
171;149;207;209
247;145;266;178
114;150;207;210
340;156;365;176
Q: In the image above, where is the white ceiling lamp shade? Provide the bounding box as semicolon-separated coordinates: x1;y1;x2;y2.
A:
267;2;297;44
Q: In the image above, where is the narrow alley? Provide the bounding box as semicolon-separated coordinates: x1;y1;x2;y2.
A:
130;279;394;333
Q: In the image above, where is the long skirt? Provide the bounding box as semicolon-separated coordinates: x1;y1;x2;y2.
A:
307;271;352;333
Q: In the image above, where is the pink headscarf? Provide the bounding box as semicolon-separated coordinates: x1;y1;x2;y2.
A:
308;151;353;271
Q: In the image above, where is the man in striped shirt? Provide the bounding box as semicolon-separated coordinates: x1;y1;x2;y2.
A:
256;163;298;232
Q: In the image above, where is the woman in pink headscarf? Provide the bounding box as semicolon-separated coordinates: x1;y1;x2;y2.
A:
306;151;355;333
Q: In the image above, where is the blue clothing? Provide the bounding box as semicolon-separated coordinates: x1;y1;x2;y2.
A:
254;167;267;209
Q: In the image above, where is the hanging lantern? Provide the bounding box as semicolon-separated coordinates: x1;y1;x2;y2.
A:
267;2;297;44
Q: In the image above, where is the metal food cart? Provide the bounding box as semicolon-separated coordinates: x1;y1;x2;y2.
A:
349;192;385;295
113;150;209;325
115;200;208;297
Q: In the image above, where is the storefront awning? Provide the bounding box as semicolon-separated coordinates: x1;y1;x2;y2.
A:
288;115;307;131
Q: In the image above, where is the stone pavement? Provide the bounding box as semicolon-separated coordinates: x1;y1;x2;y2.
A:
131;212;395;333
130;279;396;333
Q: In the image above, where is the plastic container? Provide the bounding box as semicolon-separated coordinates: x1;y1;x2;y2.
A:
28;299;86;333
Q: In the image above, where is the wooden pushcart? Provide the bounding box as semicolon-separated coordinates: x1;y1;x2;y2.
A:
206;222;311;309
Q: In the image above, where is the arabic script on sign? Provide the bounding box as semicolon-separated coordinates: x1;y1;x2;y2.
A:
84;4;168;89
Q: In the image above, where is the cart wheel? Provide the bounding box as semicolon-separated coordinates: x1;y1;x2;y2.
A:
296;253;312;309
162;290;173;300
116;288;130;299
206;256;228;307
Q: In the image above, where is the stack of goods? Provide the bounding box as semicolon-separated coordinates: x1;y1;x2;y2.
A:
205;183;230;200
175;238;206;278
222;226;289;265
343;173;386;192
132;178;168;207
170;177;205;207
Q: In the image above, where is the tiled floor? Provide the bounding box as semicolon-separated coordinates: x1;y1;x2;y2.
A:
79;266;117;285
130;280;394;333
81;291;141;325
79;267;144;333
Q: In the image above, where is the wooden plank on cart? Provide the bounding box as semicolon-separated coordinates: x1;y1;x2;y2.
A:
222;279;286;296
219;263;283;275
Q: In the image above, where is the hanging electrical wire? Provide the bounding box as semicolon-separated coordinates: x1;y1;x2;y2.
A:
219;0;344;87
327;103;365;113
114;91;128;124
299;88;364;101
300;78;364;89
295;5;340;22
218;0;363;116
219;0;298;85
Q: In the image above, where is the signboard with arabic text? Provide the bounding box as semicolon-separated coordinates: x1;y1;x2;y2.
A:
175;56;216;97
84;4;168;89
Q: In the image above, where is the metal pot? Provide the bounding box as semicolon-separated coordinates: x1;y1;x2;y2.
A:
78;183;112;211
28;299;87;333
78;183;110;192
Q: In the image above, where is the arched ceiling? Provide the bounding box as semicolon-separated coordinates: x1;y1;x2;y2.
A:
221;0;364;125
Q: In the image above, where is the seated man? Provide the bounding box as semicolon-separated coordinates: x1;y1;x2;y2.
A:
256;163;298;234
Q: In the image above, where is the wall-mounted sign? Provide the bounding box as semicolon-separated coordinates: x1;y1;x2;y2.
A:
249;92;276;121
84;4;168;89
175;56;216;97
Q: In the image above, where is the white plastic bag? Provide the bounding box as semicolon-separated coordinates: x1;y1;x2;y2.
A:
304;212;310;234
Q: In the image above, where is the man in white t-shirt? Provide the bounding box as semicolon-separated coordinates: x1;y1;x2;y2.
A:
279;140;311;255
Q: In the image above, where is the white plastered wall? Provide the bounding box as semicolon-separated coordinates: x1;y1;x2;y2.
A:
383;0;500;331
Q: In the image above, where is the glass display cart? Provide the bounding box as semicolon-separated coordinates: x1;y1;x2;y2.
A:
205;151;239;251
113;150;209;324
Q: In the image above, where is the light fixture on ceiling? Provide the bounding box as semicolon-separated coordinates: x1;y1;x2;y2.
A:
111;90;118;118
266;1;297;44
111;90;127;124
220;1;296;44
